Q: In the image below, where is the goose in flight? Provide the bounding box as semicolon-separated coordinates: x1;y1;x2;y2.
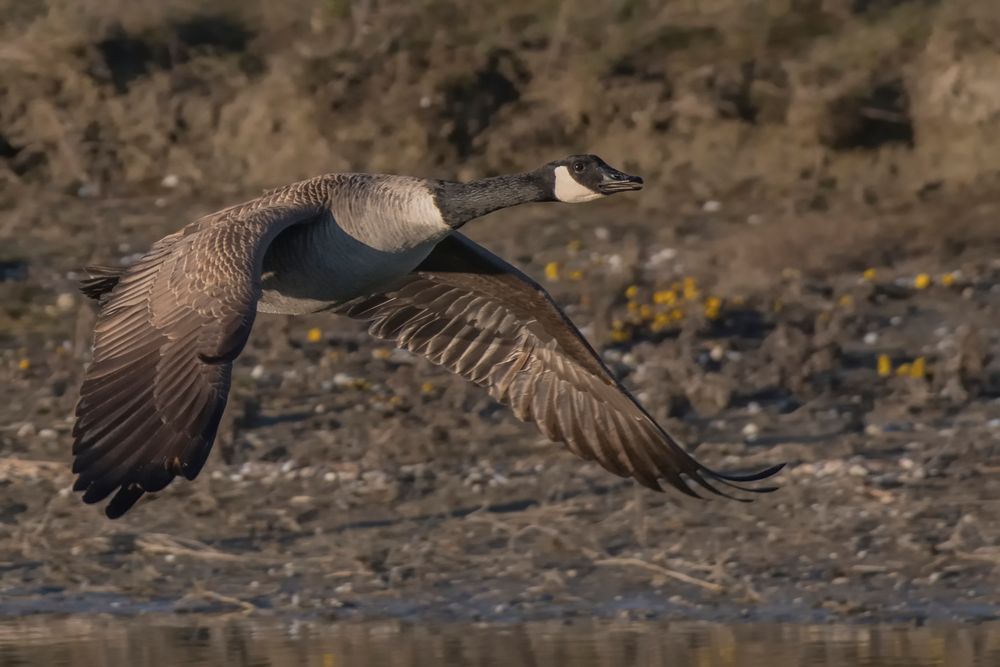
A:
72;155;782;518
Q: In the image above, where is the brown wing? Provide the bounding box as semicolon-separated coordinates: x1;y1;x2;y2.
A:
73;198;326;518
337;233;782;498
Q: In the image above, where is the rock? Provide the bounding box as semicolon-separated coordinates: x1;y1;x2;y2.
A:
55;293;75;311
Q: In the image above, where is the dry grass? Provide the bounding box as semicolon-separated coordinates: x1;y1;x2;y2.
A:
0;0;997;203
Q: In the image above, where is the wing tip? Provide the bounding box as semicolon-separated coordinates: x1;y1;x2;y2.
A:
105;484;145;519
79;265;124;302
74;474;146;519
711;462;786;483
700;461;786;499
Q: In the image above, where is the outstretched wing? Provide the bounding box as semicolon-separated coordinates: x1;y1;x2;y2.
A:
73;197;327;518
337;233;782;498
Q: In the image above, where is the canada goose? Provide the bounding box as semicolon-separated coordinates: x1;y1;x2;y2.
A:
72;154;782;518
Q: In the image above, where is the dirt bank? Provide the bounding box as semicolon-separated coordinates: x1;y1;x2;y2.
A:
2;1;1000;204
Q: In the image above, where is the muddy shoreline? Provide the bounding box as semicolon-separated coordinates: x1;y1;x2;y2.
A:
2;190;998;624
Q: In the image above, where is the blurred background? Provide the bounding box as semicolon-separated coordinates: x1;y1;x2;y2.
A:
0;1;999;664
1;0;1000;199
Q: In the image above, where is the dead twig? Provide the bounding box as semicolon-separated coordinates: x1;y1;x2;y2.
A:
179;587;258;615
137;534;249;562
594;556;724;593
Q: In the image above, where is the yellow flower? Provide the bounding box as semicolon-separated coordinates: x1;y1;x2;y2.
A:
909;357;926;379
610;320;631;342
682;277;699;301
420;381;436;394
624;285;639;299
627;301;640;313
670;308;685;321
17;358;30;371
895;362;911;376
566;239;583;254
638;304;652;320
940;272;956;287
544;261;560;281
913;273;931;289
651;312;672;332
863;268;877;282
704;296;722;320
610;329;631;343
653;290;676;305
307;327;323;343
838;294;854;308
877;354;892;377
371;347;392;360
568;269;583;281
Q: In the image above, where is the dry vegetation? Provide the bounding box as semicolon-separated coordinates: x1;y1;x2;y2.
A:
1;0;999;203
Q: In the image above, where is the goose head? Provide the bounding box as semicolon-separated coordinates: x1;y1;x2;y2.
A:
544;154;643;203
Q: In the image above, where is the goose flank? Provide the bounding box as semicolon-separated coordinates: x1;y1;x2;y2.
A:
72;154;783;519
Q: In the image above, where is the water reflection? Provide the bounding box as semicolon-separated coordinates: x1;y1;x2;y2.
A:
0;617;997;667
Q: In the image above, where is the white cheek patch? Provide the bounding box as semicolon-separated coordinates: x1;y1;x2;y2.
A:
553;165;604;203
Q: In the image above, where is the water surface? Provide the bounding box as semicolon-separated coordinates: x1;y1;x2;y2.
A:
0;617;998;666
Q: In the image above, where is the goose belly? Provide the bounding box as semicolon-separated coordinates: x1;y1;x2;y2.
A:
257;230;437;315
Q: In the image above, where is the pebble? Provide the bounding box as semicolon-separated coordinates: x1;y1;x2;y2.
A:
16;423;35;438
55;293;75;311
161;174;180;188
250;365;266;379
77;182;101;198
741;423;760;439
702;200;722;212
389;349;417;364
333;372;357;388
38;429;58;440
646;247;677;268
863;332;878;345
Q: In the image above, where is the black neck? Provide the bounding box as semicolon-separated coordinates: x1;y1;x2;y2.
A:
432;171;553;228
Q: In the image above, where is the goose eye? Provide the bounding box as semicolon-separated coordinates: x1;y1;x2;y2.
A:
572;161;585;173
